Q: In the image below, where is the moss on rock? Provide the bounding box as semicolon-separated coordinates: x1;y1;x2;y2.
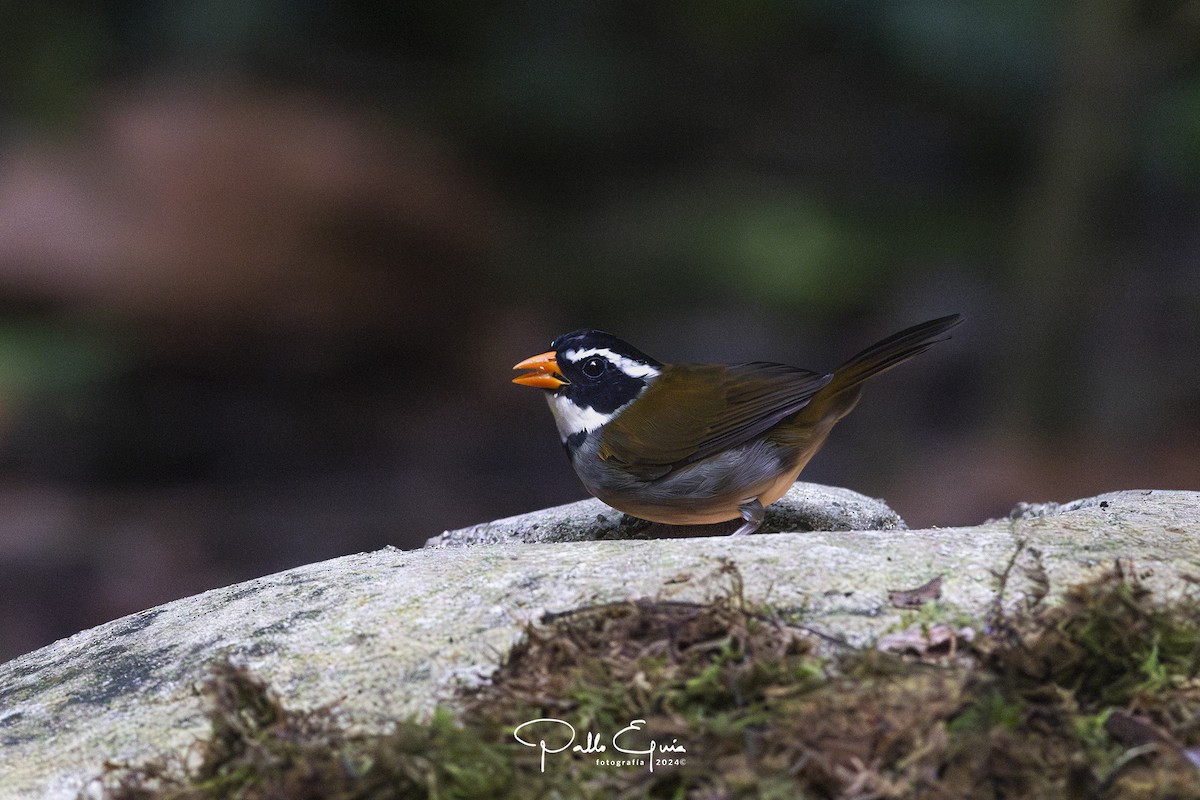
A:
92;563;1200;800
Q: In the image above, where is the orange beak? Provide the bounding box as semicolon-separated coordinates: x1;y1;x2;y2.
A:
512;350;568;389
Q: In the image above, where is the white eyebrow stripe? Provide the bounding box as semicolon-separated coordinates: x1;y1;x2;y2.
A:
561;347;661;379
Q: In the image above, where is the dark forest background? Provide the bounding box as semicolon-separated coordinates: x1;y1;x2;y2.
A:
0;1;1197;661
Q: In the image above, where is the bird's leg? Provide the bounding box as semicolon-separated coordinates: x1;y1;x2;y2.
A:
731;498;765;537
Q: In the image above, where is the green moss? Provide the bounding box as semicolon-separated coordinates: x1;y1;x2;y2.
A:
91;565;1200;800
988;568;1200;710
93;665;529;800
892;598;978;633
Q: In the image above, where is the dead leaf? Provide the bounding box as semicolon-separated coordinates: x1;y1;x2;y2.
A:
877;624;973;658
888;575;943;609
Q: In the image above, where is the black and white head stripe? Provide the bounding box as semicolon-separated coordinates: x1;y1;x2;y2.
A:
543;329;663;442
560;347;661;379
549;329;662;371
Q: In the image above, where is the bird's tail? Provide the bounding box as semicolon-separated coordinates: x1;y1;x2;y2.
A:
797;313;962;429
826;313;963;396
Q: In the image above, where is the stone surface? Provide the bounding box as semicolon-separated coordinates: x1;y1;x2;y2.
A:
424;482;905;547
1;489;1198;799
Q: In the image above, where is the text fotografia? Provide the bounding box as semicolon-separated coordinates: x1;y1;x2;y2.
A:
513;718;687;773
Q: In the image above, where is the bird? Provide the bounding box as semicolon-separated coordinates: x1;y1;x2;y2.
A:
512;314;962;536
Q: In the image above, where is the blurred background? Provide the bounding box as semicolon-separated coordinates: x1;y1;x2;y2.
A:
0;1;1197;662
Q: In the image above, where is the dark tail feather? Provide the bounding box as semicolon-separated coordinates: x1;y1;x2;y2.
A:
826;314;963;395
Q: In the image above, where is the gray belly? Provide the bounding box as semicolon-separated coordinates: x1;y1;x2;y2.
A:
568;432;794;522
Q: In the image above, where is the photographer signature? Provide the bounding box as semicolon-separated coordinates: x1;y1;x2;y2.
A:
513;718;687;773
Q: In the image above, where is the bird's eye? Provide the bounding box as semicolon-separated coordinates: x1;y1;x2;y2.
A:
581;357;606;378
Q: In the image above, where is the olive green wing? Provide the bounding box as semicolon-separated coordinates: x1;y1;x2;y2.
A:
597;362;832;480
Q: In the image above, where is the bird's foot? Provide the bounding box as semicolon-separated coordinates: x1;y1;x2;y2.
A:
730;498;764;537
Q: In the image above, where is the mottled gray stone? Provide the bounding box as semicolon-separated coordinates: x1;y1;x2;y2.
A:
1005;493;1117;520
424;482;905;547
1;489;1198;800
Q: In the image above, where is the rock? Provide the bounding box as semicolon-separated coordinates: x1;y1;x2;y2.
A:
2;489;1198;799
1005;493;1118;519
424;482;905;547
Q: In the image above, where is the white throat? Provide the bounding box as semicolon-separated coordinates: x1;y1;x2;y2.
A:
547;394;614;442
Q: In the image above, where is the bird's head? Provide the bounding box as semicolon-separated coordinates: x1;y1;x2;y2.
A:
513;329;662;442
